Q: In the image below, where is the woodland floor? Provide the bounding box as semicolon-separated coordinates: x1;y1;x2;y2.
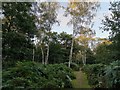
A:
71;70;91;88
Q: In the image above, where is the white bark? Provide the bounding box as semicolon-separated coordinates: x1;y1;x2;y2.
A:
82;50;86;66
84;52;86;65
44;2;51;65
69;16;75;68
40;46;44;64
81;51;86;66
68;36;74;68
45;44;49;65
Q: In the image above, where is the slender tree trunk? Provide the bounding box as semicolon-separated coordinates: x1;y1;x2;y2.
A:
80;51;82;65
33;48;35;62
45;2;51;65
69;16;75;68
81;51;85;66
45;27;50;65
45;44;49;64
82;50;86;66
40;46;44;64
82;53;85;66
84;52;86;65
68;37;74;68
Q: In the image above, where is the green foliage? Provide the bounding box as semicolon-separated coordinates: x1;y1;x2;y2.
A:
82;61;120;88
104;60;120;88
88;2;120;88
102;1;120;60
89;2;120;88
37;2;59;31
82;64;105;88
2;61;75;88
64;62;80;71
2;1;119;89
49;41;66;64
2;2;36;69
34;31;72;64
94;42;113;64
86;48;96;64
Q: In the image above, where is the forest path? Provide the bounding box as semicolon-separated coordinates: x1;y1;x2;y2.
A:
71;70;91;88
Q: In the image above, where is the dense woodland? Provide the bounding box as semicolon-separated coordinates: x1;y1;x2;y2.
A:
1;1;120;88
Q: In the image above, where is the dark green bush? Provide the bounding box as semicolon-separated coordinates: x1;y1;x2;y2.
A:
104;60;120;88
82;61;120;88
82;64;105;88
2;61;75;88
64;62;80;71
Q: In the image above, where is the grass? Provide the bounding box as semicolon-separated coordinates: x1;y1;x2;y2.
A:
71;71;91;88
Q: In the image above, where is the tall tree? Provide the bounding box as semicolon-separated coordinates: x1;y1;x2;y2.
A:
65;0;99;67
35;2;59;64
2;2;36;68
76;27;95;65
94;39;112;64
102;1;120;60
58;32;72;62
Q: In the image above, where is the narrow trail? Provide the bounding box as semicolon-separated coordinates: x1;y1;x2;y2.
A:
71;70;91;88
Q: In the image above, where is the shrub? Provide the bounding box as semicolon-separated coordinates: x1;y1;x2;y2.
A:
2;61;75;88
64;62;80;71
82;61;120;88
104;60;120;88
82;64;105;88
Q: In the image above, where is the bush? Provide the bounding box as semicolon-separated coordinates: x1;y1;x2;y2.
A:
82;64;105;88
82;61;120;88
64;62;80;71
2;61;75;88
104;60;120;88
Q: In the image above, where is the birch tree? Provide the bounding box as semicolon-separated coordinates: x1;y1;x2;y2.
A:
36;2;59;64
76;27;95;65
65;0;99;67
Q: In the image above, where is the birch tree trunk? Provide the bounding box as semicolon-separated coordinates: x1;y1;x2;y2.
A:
82;50;86;66
40;46;44;64
68;36;74;68
45;2;51;65
84;52;86;65
82;52;85;66
45;44;49;65
68;16;75;68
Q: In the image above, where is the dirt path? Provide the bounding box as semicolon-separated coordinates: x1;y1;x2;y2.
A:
71;70;91;88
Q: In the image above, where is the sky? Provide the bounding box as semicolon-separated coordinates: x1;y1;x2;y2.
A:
51;1;112;38
1;0;119;38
